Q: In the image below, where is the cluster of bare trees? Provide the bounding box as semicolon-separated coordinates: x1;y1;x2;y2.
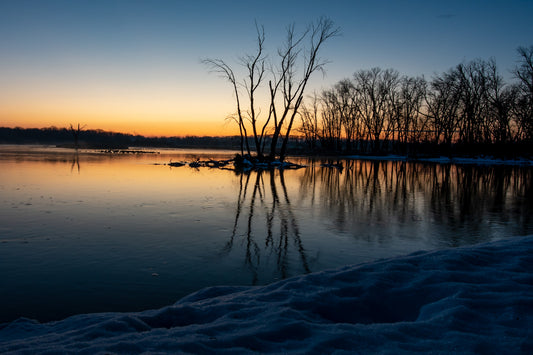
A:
300;46;533;156
203;17;339;162
205;18;531;158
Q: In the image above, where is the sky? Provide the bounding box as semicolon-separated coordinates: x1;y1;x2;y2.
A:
0;0;532;137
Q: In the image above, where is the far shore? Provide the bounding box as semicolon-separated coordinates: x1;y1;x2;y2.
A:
343;154;533;166
1;143;533;167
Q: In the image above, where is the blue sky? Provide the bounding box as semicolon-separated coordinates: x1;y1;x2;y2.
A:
0;0;532;136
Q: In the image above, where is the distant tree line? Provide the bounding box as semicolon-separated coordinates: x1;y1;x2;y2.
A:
298;46;533;158
0;127;246;150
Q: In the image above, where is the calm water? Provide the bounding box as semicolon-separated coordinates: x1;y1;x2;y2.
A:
1;145;532;323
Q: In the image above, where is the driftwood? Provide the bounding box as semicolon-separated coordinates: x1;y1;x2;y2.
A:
101;149;159;154
168;161;186;167
164;156;305;171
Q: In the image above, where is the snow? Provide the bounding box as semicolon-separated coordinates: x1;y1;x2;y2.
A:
1;236;532;354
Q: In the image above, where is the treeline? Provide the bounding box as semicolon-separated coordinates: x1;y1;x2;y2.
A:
0;127;133;147
0;127;244;150
298;46;533;157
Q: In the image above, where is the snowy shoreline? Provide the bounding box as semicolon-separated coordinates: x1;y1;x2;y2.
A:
1;235;532;354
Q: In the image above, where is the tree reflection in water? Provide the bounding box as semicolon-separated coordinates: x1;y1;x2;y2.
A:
299;160;532;247
70;151;80;173
226;160;532;284
225;169;311;284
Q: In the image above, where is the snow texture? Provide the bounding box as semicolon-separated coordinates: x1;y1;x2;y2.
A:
1;236;532;354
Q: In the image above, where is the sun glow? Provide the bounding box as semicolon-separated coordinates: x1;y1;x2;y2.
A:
0;95;240;137
0;61;240;137
0;114;240;137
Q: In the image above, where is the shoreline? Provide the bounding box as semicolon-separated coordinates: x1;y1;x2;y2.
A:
2;235;531;353
1;144;533;166
344;154;533;166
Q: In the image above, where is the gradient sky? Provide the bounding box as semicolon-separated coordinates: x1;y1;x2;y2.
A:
1;0;532;137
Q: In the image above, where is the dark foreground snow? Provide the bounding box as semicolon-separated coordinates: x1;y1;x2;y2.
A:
1;236;532;354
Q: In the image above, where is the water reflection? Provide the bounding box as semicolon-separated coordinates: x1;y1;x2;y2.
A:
1;147;532;322
224;160;532;283
225;170;310;284
70;152;80;173
299;160;532;247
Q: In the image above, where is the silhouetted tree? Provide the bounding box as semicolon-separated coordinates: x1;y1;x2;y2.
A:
485;59;516;144
320;83;347;152
293;45;533;157
69;123;86;149
453;60;490;145
202;24;265;156
352;68;400;152
325;79;359;152
204;18;339;161
299;92;321;151
273;18;340;161
426;69;461;148
396;75;427;149
513;45;533;142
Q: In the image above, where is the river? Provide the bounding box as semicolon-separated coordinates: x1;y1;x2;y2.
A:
1;145;531;323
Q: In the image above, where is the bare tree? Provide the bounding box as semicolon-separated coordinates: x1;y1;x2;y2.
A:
485;59;516;144
352;68;399;152
513;45;533;141
299;92;321;151
275;18;340;161
202;57;250;156
397;76;427;146
202;24;266;156
381;69;401;149
333;79;359;151
204;18;338;162
454;60;492;145
426;70;461;147
293;45;533;156
69;123;86;149
320;87;345;151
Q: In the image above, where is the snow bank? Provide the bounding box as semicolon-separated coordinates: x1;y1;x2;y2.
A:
1;236;532;354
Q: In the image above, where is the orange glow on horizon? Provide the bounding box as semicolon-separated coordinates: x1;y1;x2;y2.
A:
0;83;240;137
88;119;242;137
0;113;241;137
1;120;241;137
